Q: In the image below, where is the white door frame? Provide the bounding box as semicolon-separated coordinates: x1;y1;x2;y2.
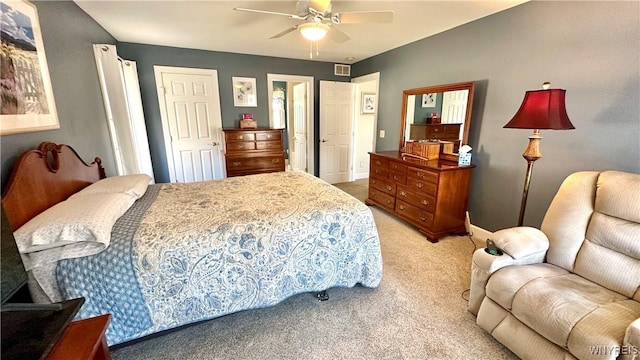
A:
154;65;225;182
267;74;315;175
351;72;380;181
351;72;380;153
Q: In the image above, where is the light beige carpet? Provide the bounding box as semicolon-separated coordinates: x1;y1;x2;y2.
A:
111;179;516;360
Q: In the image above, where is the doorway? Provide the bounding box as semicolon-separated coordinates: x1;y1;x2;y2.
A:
317;73;379;184
154;66;225;183
267;74;315;175
351;72;380;180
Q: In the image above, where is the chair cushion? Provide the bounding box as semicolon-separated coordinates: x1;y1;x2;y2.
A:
486;263;640;354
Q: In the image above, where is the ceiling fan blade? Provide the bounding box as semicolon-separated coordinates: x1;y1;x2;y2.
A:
269;26;298;39
337;11;394;24
233;7;304;20
309;0;331;14
328;26;350;44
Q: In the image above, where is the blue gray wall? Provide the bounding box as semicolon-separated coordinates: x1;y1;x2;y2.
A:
1;1;117;187
352;1;640;231
2;1;638;233
116;43;347;182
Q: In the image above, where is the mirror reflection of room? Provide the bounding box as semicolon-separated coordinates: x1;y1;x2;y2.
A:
405;89;469;153
400;82;474;156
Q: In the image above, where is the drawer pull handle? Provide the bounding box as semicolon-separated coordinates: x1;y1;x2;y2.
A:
386;200;392;205
386;186;392;191
417;183;424;188
272;159;280;164
417;173;424;178
420;216;427;222
371;193;376;198
398;205;405;210
232;161;242;166
376;161;381;166
422;200;429;206
372;179;377;184
267;134;272;139
400;191;406;197
236;136;244;140
393;175;400;181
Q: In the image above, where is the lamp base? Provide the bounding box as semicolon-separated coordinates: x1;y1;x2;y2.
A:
517;129;543;226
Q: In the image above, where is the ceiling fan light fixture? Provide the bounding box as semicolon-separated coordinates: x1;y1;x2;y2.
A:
299;22;329;41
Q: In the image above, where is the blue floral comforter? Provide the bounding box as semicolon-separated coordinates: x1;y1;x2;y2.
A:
53;171;383;345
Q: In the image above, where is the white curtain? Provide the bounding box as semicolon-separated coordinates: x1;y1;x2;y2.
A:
93;44;154;181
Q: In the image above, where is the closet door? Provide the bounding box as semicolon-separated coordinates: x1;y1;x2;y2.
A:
154;66;224;182
93;44;154;181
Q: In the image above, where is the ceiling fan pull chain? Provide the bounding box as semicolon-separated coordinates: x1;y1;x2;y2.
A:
316;41;320;57
309;41;313;59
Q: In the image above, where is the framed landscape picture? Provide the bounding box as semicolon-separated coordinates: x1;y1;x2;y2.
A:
1;0;59;135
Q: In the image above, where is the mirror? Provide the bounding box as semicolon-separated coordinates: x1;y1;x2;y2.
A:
399;81;475;156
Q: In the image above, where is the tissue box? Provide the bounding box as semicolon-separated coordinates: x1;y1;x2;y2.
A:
458;152;472;166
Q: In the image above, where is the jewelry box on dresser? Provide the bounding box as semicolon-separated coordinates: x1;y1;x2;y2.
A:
222;128;285;177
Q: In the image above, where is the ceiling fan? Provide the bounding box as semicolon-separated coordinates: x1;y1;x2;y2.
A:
233;0;393;45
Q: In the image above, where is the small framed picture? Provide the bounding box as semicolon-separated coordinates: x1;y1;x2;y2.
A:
232;77;257;107
361;92;376;114
422;93;437;108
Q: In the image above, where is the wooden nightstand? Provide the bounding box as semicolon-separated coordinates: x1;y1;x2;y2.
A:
46;314;111;360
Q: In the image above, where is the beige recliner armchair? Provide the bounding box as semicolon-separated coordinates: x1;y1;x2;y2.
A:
469;171;640;360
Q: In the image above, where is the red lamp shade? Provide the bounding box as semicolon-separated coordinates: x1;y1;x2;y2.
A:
504;88;575;130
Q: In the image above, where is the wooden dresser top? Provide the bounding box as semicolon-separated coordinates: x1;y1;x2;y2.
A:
370;151;475;171
222;128;283;132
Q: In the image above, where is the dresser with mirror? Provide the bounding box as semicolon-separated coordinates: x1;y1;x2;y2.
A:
365;82;476;242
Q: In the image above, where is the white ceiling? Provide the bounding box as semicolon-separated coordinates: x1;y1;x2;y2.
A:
74;0;528;64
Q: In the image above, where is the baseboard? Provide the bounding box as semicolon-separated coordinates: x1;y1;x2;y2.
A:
354;173;369;180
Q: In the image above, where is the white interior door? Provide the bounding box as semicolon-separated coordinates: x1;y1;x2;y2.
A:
319;80;354;184
154;66;224;182
441;89;469;139
291;82;308;172
93;44;154;180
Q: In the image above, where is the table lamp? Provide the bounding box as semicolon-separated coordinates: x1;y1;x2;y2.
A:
503;82;575;226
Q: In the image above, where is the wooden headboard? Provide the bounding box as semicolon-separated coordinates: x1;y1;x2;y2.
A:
1;142;105;231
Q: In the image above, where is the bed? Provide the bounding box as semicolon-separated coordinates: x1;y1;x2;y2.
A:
2;142;383;346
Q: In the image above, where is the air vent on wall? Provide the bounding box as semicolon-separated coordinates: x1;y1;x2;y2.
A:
334;64;351;77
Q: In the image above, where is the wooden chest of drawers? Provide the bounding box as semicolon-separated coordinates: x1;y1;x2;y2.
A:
365;151;474;242
223;128;285;177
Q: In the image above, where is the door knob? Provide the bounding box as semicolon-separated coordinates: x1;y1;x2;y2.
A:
211;142;218;146
321;139;327;143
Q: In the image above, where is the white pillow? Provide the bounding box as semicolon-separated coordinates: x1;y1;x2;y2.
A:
70;174;151;199
14;193;135;256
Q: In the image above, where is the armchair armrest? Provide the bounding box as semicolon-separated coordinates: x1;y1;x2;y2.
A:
622;318;640;360
468;227;549;315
